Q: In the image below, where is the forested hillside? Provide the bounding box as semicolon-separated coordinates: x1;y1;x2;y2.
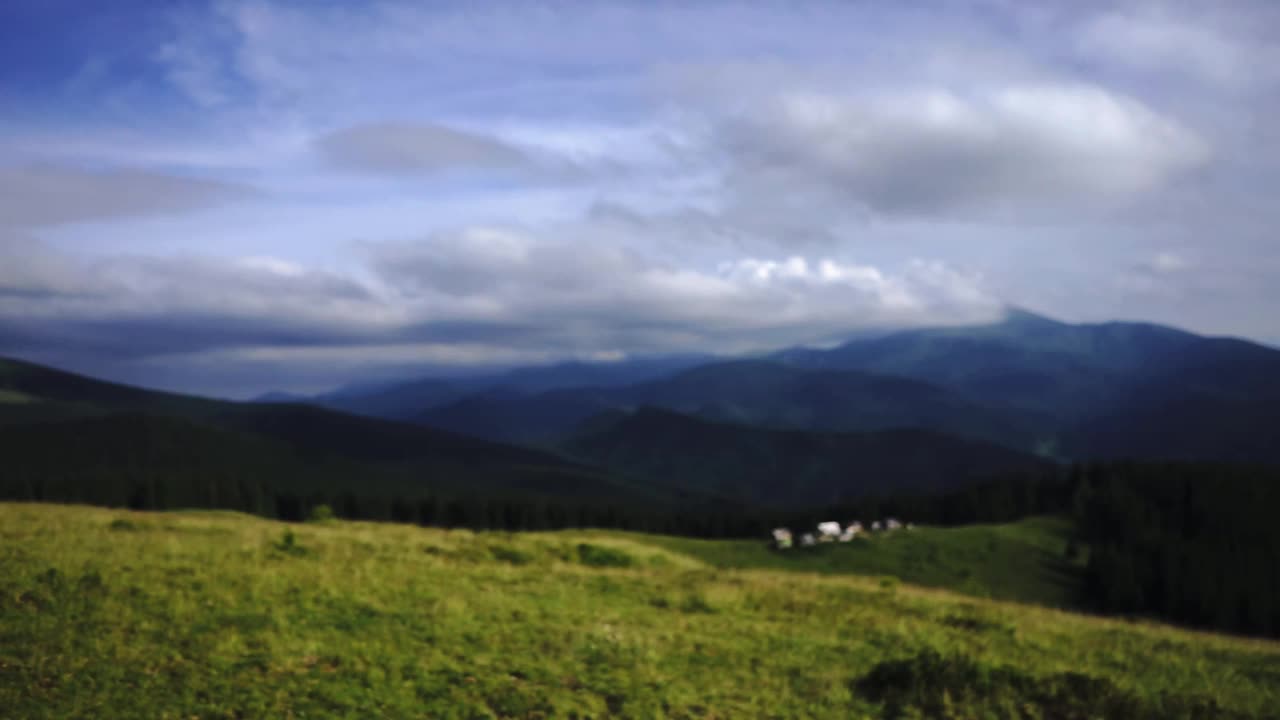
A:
564;407;1052;506
420;360;1037;450
1073;463;1280;638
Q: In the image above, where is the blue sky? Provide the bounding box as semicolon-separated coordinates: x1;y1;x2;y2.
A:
2;0;1278;396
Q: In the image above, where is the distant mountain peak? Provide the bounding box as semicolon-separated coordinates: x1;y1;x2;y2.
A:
997;306;1066;328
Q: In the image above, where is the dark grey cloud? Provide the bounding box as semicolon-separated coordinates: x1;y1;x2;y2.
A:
314;123;529;175
0;165;251;228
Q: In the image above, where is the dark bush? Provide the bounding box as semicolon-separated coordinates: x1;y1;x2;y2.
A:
272;529;306;556
489;545;533;565
855;649;1238;719
575;542;633;568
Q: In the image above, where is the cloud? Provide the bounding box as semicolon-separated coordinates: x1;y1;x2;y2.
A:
714;84;1208;220
0;227;1001;395
0;165;251;228
1149;252;1190;274
1077;5;1279;90
369;225;1002;350
0;242;395;360
314;123;529;175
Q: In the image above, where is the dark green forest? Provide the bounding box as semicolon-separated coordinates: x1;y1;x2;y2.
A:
1073;463;1280;638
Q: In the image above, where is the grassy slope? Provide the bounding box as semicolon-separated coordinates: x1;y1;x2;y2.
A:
4;504;1278;718
630;516;1084;608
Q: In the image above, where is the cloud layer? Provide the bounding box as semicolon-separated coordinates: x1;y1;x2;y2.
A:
0;231;1000;394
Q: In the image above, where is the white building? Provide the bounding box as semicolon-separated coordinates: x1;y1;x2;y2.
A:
816;521;841;542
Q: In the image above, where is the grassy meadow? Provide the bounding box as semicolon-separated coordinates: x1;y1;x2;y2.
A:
2;502;1278;718
635;516;1083;609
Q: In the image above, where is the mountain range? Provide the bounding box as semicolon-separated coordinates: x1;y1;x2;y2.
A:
315;309;1279;465
4;308;1279;516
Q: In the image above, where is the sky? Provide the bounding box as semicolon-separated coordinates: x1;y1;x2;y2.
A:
1;0;1278;397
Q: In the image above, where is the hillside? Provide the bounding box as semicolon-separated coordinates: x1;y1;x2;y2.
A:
774;310;1280;462
564;407;1053;506
0;356;224;424
1062;336;1280;462
308;354;713;419
421;360;1040;451
619;515;1082;608
3;503;1276;718
0;356;686;511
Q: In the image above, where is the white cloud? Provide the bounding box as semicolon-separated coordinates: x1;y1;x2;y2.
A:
716;84;1208;220
1150;252;1190;273
1078;6;1277;90
369;223;1002;351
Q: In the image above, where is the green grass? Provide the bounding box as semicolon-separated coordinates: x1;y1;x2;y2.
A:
633;516;1085;608
2;503;1277;719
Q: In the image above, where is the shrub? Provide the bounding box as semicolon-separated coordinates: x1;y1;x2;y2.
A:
273;529;306;556
941;612;1014;638
1064;539;1081;562
489;545;533;566
307;504;335;523
679;593;716;614
855;650;1237;719
575;543;633;568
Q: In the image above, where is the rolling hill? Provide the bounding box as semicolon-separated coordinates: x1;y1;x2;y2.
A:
563;407;1053;506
